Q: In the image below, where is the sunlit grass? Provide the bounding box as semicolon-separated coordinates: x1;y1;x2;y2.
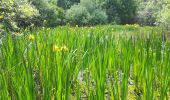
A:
0;25;169;100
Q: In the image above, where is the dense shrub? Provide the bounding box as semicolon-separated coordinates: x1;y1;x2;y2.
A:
16;2;39;28
136;1;166;26
105;0;137;24
65;5;91;25
117;0;137;24
89;9;108;25
66;0;107;25
57;0;80;9
80;0;96;14
32;0;65;27
156;0;170;32
0;0;39;31
105;0;120;24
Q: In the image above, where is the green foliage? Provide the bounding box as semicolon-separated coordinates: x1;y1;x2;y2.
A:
32;0;65;27
0;0;39;31
80;0;107;25
136;0;169;26
105;0;137;24
57;0;67;9
16;2;39;28
0;0;16;30
156;0;170;32
57;0;80;9
117;0;137;24
18;3;39;19
80;0;96;13
137;1;158;25
66;0;107;25
66;5;91;25
105;0;120;24
89;9;108;25
157;10;170;31
0;0;170;31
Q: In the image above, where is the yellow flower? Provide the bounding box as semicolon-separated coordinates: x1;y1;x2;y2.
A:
76;25;78;27
61;46;69;52
0;16;4;19
53;45;60;52
28;34;35;41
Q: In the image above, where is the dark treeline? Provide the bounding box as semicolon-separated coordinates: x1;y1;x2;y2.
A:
0;0;170;31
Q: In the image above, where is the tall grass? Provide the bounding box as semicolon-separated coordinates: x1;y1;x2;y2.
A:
0;25;169;100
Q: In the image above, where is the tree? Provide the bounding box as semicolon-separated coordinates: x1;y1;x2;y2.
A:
57;0;80;9
65;4;91;25
118;0;137;24
66;0;107;25
105;0;120;23
0;0;39;31
156;0;170;31
31;0;65;27
105;0;137;24
90;9;108;25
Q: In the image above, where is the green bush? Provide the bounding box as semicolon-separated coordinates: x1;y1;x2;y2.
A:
90;9;108;25
16;2;39;28
81;0;107;25
32;0;65;27
0;0;39;31
156;1;170;32
118;0;137;24
66;0;107;25
66;4;91;25
105;0;137;24
80;0;96;13
105;0;120;24
57;0;80;9
136;1;165;26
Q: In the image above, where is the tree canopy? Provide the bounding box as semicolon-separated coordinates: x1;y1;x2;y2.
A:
0;0;170;31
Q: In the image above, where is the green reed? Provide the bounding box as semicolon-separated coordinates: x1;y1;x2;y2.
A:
0;25;169;100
